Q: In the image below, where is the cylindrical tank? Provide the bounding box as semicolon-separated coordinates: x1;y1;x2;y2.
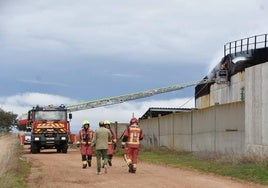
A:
20;135;25;145
69;133;76;143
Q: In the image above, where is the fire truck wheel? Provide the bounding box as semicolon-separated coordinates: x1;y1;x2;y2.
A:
31;142;40;154
62;143;68;153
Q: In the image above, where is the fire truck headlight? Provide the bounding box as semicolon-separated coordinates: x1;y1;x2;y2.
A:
61;137;66;140
34;137;40;141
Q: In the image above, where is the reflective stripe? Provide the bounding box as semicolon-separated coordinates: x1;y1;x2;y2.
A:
128;130;141;144
124;154;132;165
129;127;140;131
127;141;140;145
81;141;91;144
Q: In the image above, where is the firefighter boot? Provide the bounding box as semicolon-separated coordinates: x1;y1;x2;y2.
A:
87;155;92;167
87;160;91;167
132;164;137;173
128;164;133;173
104;165;108;174
108;159;112;166
82;161;87;169
96;167;101;175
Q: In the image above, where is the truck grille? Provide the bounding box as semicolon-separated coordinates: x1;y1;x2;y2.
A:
45;133;56;137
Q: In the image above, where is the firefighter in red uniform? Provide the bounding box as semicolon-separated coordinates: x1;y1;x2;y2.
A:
121;117;143;173
104;120;117;166
76;120;94;169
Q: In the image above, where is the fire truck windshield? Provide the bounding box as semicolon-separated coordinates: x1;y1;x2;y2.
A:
34;111;67;121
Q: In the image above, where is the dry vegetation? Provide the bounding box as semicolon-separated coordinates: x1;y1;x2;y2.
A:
0;133;27;187
192;150;268;165
0;134;18;175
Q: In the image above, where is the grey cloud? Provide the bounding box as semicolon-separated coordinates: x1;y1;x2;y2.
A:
1;0;268;117
2;0;267;67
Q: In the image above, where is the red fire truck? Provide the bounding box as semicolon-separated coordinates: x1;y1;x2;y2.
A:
27;104;72;154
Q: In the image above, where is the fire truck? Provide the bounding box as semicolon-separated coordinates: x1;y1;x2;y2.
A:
27;104;72;154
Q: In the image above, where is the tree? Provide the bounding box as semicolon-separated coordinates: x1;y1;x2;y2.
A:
0;108;18;132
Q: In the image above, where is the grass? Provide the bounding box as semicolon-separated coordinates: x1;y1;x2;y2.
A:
0;134;30;188
116;147;268;185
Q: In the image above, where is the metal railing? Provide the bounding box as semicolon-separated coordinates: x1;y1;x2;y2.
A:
224;33;268;57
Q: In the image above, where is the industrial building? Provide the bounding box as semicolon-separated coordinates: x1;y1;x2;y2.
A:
139;34;268;155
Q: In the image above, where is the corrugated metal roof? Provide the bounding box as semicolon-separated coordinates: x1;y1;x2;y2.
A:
140;107;195;119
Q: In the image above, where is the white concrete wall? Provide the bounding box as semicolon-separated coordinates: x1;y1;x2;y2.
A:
245;62;268;155
140;102;245;153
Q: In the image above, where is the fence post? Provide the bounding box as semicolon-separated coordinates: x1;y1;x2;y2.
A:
191;110;193;152
265;34;267;48
158;114;161;147
172;112;175;150
214;104;218;152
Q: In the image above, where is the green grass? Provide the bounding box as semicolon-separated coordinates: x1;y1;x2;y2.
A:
116;147;268;185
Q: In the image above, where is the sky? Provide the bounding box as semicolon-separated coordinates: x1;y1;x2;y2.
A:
0;0;267;133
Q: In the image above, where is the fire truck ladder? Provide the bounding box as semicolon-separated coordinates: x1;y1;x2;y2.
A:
66;79;207;112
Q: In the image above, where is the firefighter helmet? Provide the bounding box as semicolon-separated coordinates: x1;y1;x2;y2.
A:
82;120;90;127
104;120;111;129
130;117;138;125
104;120;110;125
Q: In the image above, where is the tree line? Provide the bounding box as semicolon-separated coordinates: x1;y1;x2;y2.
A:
0;108;18;132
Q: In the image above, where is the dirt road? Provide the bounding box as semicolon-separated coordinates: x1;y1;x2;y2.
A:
22;146;267;188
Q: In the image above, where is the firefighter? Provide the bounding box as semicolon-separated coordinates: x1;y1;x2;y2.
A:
76;120;94;169
121;117;143;173
104;120;117;166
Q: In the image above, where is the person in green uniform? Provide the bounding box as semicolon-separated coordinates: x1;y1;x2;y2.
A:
91;121;112;175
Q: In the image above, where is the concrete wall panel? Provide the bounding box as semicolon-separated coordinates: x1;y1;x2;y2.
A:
245;62;268;154
173;112;192;151
192;108;214;134
192;132;215;151
159;115;174;148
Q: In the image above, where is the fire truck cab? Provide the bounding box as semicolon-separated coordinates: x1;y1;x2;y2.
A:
28;104;72;154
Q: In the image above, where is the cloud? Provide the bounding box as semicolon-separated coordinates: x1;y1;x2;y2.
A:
0;92;76;109
2;0;267;67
